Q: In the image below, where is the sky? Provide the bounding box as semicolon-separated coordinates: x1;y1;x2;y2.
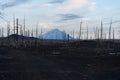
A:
0;0;120;38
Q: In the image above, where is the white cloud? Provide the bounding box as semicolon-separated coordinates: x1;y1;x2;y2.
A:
89;2;96;12
38;23;56;31
57;0;88;13
39;3;53;8
39;23;50;29
82;17;91;21
104;7;111;12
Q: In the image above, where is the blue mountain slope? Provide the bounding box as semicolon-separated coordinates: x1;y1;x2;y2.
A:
40;29;73;40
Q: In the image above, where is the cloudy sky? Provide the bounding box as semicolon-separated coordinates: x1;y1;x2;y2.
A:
0;0;120;38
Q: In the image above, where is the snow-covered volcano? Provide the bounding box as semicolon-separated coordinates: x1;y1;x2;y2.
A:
40;29;73;40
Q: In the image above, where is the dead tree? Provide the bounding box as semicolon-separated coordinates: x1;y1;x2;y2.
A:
35;23;38;47
23;16;26;36
40;27;43;39
36;23;38;38
109;19;112;40
94;27;97;40
113;28;115;41
67;34;69;42
7;22;10;41
30;29;34;47
86;24;88;40
16;19;19;35
1;27;4;46
16;18;19;48
2;28;4;38
62;30;66;41
20;25;23;36
100;21;103;40
73;30;74;40
31;29;33;37
97;28;100;40
104;32;106;40
0;28;1;37
79;21;82;40
13;15;16;34
20;25;24;45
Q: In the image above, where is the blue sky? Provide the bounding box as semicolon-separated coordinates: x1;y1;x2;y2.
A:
0;0;120;38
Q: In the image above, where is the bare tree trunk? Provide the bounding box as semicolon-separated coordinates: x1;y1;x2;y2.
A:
1;27;4;46
104;32;106;40
28;30;30;37
35;23;38;47
100;21;103;40
36;24;38;38
95;26;97;39
30;29;33;47
113;28;115;41
13;15;16;34
7;22;10;41
98;28;99;40
2;28;4;38
94;27;97;40
20;25;23;36
62;30;66;40
16;18;19;48
73;30;74;40
67;34;69;42
20;25;24;46
31;29;33;37
0;28;1;37
86;24;88;40
109;19;112;40
79;21;82;40
16;19;18;35
23;16;26;36
40;27;43;39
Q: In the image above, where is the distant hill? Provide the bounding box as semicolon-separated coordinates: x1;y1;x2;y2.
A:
40;29;73;40
6;34;38;40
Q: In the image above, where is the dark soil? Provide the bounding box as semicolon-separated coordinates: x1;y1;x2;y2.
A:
0;47;120;80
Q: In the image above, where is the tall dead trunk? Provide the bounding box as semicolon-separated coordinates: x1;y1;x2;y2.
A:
100;21;103;40
113;28;115;41
16;19;18;36
13;15;15;34
0;28;1;37
31;29;33;37
16;18;19;48
35;23;38;47
40;27;43;39
36;23;38;38
2;28;4;38
104;32;106;40
23;16;26;36
1;27;4;46
86;24;88;40
94;27;97;40
7;22;10;41
109;19;112;40
98;28;99;40
20;25;23;36
28;30;30;37
62;30;66;40
67;34;69;42
73;30;74;40
79;21;82;40
95;26;97;39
